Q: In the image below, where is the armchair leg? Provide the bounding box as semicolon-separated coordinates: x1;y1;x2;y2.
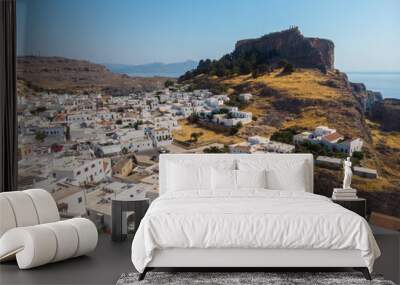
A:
354;267;371;280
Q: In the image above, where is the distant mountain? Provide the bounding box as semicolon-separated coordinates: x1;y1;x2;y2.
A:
106;60;198;78
16;56;172;94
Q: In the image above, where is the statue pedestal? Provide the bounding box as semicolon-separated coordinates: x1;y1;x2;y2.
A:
332;188;358;199
334;188;357;192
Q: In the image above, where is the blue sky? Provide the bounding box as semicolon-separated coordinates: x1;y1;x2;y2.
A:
17;0;400;71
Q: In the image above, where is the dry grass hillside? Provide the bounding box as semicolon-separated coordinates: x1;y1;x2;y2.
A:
173;120;242;145
184;68;400;204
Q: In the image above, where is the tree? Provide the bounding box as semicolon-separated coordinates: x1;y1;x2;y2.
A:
352;151;364;160
282;63;295;74
229;126;239;136
229;125;239;136
190;132;203;142
164;80;174;88
32;106;47;114
65;125;71;141
35;131;47;142
239;61;252;75
278;59;289;68
271;127;301;144
203;145;229;153
188;112;200;124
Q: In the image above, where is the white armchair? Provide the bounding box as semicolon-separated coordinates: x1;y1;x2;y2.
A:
0;189;98;269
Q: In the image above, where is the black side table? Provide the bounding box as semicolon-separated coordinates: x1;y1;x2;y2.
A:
112;198;149;242
371;225;400;284
331;198;367;218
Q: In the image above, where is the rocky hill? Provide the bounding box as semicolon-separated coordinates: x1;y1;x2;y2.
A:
180;27;334;81
235;27;334;72
17;56;172;95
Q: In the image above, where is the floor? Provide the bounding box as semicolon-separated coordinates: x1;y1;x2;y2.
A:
0;234;134;285
1;227;398;285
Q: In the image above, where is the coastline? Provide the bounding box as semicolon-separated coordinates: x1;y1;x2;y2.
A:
346;71;400;100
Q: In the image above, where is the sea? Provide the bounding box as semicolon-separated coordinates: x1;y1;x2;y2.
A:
346;72;400;100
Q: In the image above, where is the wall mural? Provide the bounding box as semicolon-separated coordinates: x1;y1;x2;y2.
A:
16;0;400;231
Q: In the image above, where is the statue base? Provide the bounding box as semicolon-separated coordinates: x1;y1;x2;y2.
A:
334;188;357;192
332;188;358;199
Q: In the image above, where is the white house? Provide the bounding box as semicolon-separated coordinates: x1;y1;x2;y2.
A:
94;143;122;157
293;126;363;155
52;157;112;185
67;112;95;125
40;125;66;138
51;181;87;217
314;126;336;137
212;110;252;127
205;98;222;109
293;131;313;144
335;138;364;155
238;93;253;102
230;136;294;154
150;128;173;147
154;115;179;131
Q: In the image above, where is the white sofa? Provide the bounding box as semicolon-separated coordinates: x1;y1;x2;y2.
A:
0;189;98;269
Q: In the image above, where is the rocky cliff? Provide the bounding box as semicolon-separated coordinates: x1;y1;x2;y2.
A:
179;27;335;81
17;56;171;95
371;99;400;131
349;81;383;113
235;27;334;72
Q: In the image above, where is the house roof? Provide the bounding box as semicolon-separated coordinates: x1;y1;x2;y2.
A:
52;184;82;201
323;132;343;142
112;159;132;172
316;156;342;164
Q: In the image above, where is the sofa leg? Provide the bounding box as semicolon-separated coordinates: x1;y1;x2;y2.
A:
354;267;371;280
138;268;148;281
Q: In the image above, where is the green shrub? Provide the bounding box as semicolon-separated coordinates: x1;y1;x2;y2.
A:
270;127;302;144
352;151;364;160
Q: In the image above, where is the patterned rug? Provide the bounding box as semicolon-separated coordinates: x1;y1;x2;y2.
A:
116;271;395;285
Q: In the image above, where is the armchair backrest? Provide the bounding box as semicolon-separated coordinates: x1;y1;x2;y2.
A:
0;189;60;237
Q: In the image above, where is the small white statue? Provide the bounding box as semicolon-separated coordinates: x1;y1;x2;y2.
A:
342;157;353;190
